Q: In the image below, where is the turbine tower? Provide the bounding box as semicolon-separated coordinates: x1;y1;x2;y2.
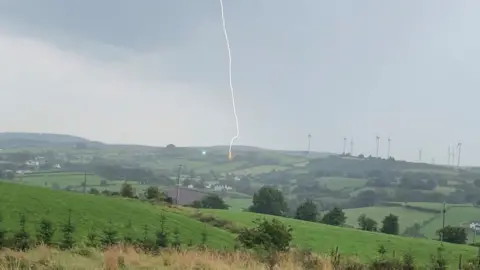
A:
350;138;354;156
447;146;451;165
343;137;347;155
307;133;312;155
418;148;422;162
375;136;380;158
457;142;462;167
451;146;456;166
387;137;391;159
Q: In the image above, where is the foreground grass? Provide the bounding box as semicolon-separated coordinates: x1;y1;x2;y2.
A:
194;209;477;267
0;245;347;270
0;182;235;248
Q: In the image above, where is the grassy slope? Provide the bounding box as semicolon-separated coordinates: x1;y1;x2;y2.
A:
344;206;436;232
421;206;480;239
195;209;477;267
0;182;235;248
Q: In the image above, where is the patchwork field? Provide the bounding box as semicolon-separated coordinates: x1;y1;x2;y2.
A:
344;206;436;233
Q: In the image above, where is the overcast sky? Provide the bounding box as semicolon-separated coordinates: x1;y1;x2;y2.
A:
0;1;479;165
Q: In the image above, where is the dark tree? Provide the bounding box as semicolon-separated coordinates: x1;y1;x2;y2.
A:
321;207;346;226
190;194;229;210
120;183;135;198
14;213;30;251
237;218;293;253
294;199;318;222
145;186;161;200
172;227;181;250
123;220;134;244
89;188;100;195
36;218;56;245
100;221;119;247
357;214;378;231
156;214;169;249
60;209;75;249
200;225;208;246
249;186;288;216
86;227;99;248
380;214;399;235
437;226;467;244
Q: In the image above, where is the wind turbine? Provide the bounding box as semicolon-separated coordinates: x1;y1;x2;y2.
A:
418;148;422;162
307;133;312;155
350;138;354;156
387;137;391;159
343;137;347;155
451;146;456;166
375;136;380;158
457;142;462;167
447;146;451;165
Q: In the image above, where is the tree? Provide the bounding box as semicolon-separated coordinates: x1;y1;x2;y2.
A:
60;209;75;249
166;144;176;149
474;179;480;188
14;213;30;251
237;218;293;253
436;226;467;244
249;186;288;216
145;186;161;200
89;188;100;195
237;218;293;269
120;183;135;198
357;214;377;231
100;221;118;247
380;214;399;235
190;194;229;210
36;218;56;245
294;199;318;222
321;207;346;226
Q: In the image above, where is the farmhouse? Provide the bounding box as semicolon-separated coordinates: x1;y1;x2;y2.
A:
165;187;212;205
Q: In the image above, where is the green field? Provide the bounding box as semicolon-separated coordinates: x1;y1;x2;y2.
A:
233;165;290;176
317;177;368;191
195;208;477;267
18;173;103;188
421;206;480;240
344;206;436;233
225;198;251;211
0;182;235;248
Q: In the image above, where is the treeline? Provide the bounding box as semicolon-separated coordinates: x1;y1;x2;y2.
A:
0;209;207;252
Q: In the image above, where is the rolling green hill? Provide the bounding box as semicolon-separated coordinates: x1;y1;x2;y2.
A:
190;208;477;267
0;182;235;248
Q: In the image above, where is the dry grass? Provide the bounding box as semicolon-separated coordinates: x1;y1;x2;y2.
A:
0;245;336;270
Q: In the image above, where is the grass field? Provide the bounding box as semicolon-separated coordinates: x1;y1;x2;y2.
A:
421;206;480;240
18;172;103;188
232;165;290;176
343;206;436;233
317;177;368;191
225;198;251;211
194;209;477;267
0;182;235;248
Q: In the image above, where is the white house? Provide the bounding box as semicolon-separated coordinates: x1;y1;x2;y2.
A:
213;185;232;191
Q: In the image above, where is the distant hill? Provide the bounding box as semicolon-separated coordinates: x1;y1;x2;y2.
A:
0;132;101;149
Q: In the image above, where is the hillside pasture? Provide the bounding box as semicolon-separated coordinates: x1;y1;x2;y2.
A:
421;206;480;240
0;182;235;248
344;206;437;233
193;208;476;267
317;177;368;191
232;165;289;176
17;172;103;188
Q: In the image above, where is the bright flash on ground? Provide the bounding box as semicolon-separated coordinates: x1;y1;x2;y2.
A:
202;151;207;155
